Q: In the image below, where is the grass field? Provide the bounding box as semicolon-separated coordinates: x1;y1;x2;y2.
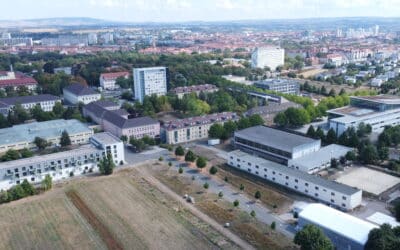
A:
0;170;239;250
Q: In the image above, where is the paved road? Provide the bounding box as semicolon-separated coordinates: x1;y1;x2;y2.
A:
137;165;255;250
165;155;296;238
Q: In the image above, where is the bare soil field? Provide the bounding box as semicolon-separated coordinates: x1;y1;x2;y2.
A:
0;169;239;250
147;163;297;250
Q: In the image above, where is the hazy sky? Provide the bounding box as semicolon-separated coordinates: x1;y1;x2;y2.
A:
2;0;400;22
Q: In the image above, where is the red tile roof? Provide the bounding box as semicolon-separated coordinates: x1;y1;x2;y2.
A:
100;71;129;80
0;75;37;87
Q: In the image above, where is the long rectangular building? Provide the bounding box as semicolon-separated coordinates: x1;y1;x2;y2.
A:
0;119;93;154
228;150;362;210
162;112;238;144
0;132;124;190
0;94;61;116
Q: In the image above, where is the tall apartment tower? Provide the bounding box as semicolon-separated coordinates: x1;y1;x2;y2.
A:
251;47;285;71
133;67;168;103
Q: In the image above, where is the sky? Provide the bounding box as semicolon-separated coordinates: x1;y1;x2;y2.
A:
2;0;400;22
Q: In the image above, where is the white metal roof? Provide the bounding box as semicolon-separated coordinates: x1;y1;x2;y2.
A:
367;212;400;227
299;203;378;245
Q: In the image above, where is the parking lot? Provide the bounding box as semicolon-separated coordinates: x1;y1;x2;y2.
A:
335;167;400;195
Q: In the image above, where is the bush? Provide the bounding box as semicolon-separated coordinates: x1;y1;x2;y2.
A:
271;221;276;230
255;190;261;199
218;191;223;198
178;167;183;174
203;182;209;189
158;156;163;161
168;161;172;166
233;199;239;207
224;176;228;182
209;166;218;175
250;210;256;217
240;184;244;191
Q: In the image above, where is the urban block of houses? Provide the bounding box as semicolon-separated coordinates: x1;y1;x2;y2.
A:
99;71;129;90
83;100;160;139
0;119;93;154
170;84;218;99
0;132;124;190
0;70;37;90
228;150;362;210
328;95;400;135
233;126;351;173
161;112;238;144
297;203;377;250
63;83;101;105
0;94;61;116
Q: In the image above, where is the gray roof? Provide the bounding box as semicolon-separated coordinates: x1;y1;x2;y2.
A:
0;119;92;146
90;132;121;145
63;83;98;96
103;111;158;129
234;126;318;153
230;150;360;195
0;94;60;106
90;100;118;108
111;109;129;116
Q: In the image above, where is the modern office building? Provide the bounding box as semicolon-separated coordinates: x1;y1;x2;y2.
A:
251;47;285;71
133;67;168;103
0;119;93;154
228;151;362;210
328;95;400;135
162;112;238;144
0;94;61;116
99;71;129;90
0;132;124;190
234;126;321;165
170;84;218;99
0;71;37;90
254;78;300;95
297;203;377;250
63;83;101;105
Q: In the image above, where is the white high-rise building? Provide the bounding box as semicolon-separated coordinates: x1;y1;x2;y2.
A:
374;25;379;36
133;67;168;103
88;33;98;45
251;47;285;71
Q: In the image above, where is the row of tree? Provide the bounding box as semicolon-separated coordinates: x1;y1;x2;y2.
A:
208;114;264;140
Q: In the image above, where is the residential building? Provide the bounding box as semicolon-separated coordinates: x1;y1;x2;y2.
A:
228;151;362;210
0;37;33;46
327;54;344;67
88;33;98;45
0;119;93;154
251;47;285;71
133;67;168;103
234;126;321;165
102;111;160;139
0;94;61;116
254;78;300;95
0;132;124;190
297;203;377;250
162;112;238;144
0;71;37;90
328;95;400;135
99;71;129;90
63;83;101;105
170;84;218;99
82;100;120;125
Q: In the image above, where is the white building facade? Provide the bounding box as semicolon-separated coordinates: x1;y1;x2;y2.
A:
251;47;285;71
133;67;168;103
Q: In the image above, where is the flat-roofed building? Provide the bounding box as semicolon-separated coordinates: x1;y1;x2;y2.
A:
234;126;321;164
63;83;101;105
162;112;238;144
170;84;218;99
254;78;300;95
298;203;377;250
0;94;61;116
0;119;93;154
228;151;362;210
328;95;400;135
0;132;124;190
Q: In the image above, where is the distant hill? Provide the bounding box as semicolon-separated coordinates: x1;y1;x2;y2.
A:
0;17;123;28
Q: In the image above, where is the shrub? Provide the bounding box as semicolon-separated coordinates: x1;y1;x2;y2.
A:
178;167;183;174
250;210;256;217
233;199;239;207
209;166;218;175
271;221;276;230
203;182;209;189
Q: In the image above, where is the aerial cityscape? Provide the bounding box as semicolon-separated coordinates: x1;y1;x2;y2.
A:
0;1;400;250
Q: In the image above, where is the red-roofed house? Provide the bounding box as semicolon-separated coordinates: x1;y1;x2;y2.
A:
0;71;38;91
99;71;129;90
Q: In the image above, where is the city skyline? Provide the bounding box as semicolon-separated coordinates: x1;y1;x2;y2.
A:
2;0;400;23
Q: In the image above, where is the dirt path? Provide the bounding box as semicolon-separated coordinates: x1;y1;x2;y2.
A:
136;166;256;250
66;190;123;250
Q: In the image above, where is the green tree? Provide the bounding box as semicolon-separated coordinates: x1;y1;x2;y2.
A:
233;199;239;207
208;123;224;139
394;202;400;222
250;210;256;217
0;190;9;203
203;182;209;189
34;137;50;150
120;135;128;142
365;224;400;250
274;112;288;127
237;117;252;130
185;150;196;163
378;146;389;161
115;76;131;89
52;102;65;117
129;137;146;152
0;113;9;128
325;128;337;144
345;151;356;161
359;144;379;164
21;179;35;195
218;191;223;198
1;149;20;161
9;185;27;200
41;174;53;191
271;221;276;230
98;153;115;175
223;120;237;137
240;184;244;191
294;224;334;250
60;130;72;147
255;190;261;200
196;156;207;169
306;125;316;138
19;148;33;158
209;166;218;175
175;146;185;156
178;167;183;174
248;114;264;126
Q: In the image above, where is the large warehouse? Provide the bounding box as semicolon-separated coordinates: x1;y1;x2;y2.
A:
228;150;362;210
298;203;378;250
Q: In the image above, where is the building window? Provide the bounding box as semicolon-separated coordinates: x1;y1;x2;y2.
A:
305;183;308;187
330;199;334;203
315;186;319;190
285;176;289;179
331;192;335;196
305;189;308;193
342;203;346;207
342;196;347;200
294;185;298;189
248;162;251;166
295;179;298;183
315;193;319;197
247;168;251;172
